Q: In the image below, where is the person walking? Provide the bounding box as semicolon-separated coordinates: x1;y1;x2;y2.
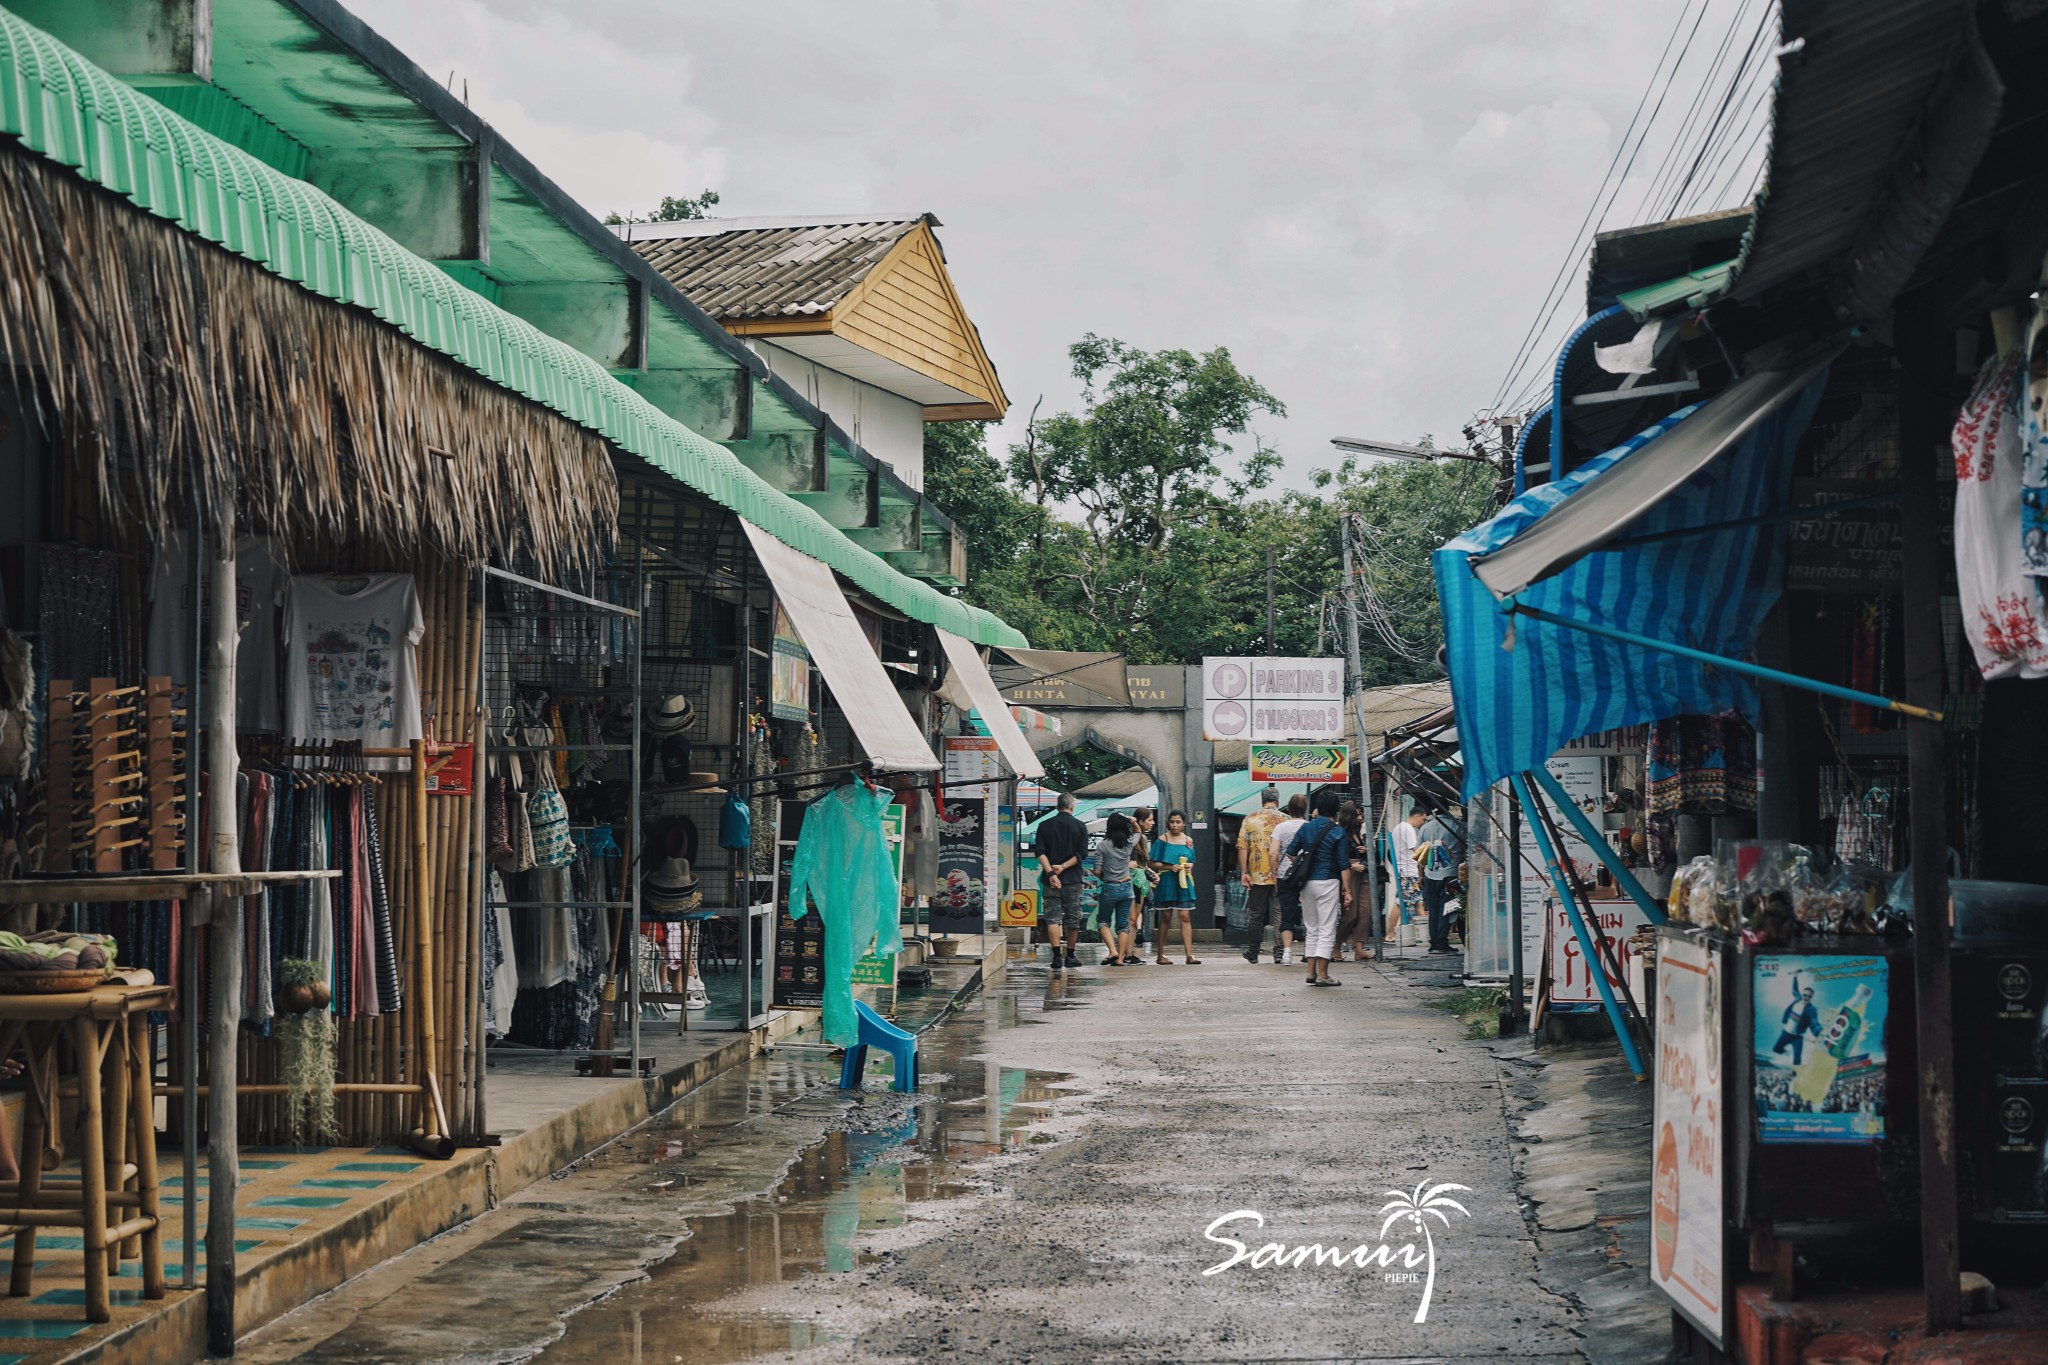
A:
1389;804;1428;947
1333;800;1367;961
1267;793;1310;964
1147;810;1202;965
1094;812;1140;965
1129;807;1155;958
1237;788;1285;964
1284;789;1350;986
1416;801;1468;955
1035;793;1091;969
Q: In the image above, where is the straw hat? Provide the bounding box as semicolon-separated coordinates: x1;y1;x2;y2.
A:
648;694;697;735
642;856;702;915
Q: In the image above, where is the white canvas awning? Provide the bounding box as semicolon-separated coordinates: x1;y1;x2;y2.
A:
742;523;939;772
1472;342;1843;598
936;630;1044;779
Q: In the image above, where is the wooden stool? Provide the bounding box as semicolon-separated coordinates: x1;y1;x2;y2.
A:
0;984;171;1323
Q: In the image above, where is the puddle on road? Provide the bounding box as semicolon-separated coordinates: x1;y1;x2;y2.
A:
533;966;1082;1364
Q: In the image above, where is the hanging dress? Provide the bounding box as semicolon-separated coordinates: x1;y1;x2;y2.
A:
1957;344;2048;677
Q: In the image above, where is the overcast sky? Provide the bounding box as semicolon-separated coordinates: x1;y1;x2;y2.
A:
347;0;1767;491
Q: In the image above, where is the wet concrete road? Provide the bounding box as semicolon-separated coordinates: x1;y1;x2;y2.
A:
243;949;1636;1364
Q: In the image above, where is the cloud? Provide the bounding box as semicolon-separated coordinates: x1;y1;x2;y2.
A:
344;0;1727;486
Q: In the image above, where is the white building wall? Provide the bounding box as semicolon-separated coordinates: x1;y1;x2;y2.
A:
754;340;926;492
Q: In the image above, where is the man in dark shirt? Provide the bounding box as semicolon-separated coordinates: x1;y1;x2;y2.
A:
1772;978;1821;1064
1034;793;1091;969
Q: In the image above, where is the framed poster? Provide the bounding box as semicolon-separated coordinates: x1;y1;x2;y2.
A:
1652;932;1728;1348
932;797;987;934
770;600;809;721
1751;954;1888;1145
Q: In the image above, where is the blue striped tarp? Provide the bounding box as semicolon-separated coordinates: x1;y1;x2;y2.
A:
1434;374;1827;799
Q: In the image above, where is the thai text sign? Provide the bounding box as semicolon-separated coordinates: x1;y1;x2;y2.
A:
1652;933;1726;1348
1202;656;1345;742
1249;744;1350;784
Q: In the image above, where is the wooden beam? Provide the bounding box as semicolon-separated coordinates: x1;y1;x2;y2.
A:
1898;334;1960;1335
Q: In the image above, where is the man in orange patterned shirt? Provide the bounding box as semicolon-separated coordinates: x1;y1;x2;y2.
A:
1237;788;1285;964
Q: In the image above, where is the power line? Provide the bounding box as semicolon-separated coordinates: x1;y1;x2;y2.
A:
1486;0;1707;416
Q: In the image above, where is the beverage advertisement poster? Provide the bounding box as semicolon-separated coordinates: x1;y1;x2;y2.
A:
1751;955;1888;1144
1652;934;1725;1347
932;797;987;934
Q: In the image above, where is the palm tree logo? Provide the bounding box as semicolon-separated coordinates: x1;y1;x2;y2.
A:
1379;1180;1472;1323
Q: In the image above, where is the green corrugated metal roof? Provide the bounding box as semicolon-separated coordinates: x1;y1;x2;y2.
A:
0;6;1023;649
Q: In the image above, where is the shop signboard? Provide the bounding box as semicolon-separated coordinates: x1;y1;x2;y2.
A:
1751;954;1888;1145
932;796;987;934
1000;887;1039;927
1250;743;1350;784
1201;656;1345;742
1785;479;1951;594
999;665;1184;709
1652;933;1728;1349
1520;754;1608;997
770;600;809;721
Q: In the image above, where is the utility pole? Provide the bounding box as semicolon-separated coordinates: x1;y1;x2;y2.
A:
1265;547;1277;651
1339;513;1384;962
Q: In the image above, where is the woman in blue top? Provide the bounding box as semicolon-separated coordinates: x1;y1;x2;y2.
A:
1285;789;1351;986
1146;810;1202;965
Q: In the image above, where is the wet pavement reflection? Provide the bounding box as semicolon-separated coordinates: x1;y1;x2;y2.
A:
533;965;1085;1363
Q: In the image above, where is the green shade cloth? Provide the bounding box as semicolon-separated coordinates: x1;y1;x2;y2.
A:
0;7;1023;648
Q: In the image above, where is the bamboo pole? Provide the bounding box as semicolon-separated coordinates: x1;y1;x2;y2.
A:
409;737;452;1156
202;521;242;1356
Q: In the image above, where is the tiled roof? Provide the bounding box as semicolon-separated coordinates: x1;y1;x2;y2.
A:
619;216;932;321
1074;767;1157;799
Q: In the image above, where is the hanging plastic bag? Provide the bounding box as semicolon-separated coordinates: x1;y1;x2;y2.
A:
720;789;752;850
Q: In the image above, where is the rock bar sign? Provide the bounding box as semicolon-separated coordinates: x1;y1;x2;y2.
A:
1202;657;1345;742
1249;744;1350;784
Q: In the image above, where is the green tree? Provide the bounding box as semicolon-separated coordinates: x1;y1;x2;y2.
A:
603;188;721;226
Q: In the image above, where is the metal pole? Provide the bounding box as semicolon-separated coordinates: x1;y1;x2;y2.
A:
179;513;201;1293
1340;514;1384;962
202;519;242;1355
1513;774;1644;1080
1265;547;1277;651
1528;765;1666;924
1506;603;1944;722
1507;785;1524;1029
629;513;645;1069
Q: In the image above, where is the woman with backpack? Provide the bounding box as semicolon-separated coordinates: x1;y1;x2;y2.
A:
1281;789;1351;987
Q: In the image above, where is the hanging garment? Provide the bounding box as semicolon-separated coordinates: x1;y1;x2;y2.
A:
364;794;401;1013
2023;302;2048;577
786;780;903;1046
483;871;518;1038
147;533;288;731
1957;346;2048;678
1647;713;1757;815
242;771;275;1023
283;573;425;751
306;785;334;976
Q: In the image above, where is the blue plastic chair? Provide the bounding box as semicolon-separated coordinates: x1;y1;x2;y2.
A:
838;1001;918;1093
